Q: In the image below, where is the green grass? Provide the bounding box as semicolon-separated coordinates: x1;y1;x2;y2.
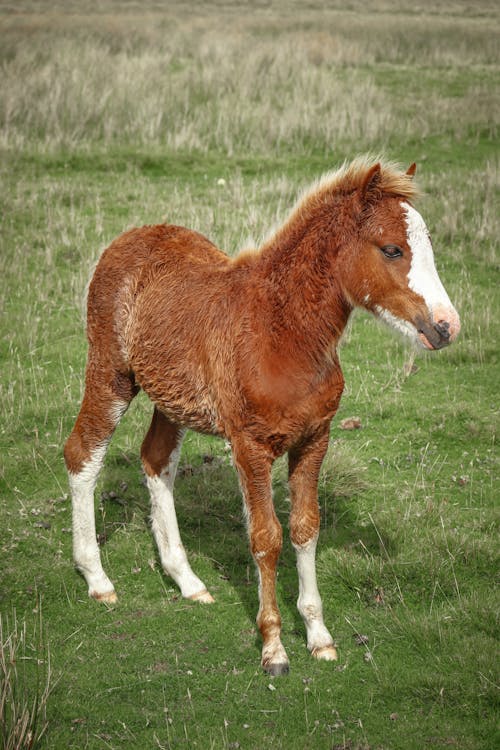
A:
0;2;499;748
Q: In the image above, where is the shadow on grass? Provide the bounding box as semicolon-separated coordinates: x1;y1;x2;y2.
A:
95;447;396;656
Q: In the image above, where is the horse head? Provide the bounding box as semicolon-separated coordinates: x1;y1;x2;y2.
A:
341;162;460;350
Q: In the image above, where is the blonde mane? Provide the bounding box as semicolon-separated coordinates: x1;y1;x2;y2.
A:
257;156;419;254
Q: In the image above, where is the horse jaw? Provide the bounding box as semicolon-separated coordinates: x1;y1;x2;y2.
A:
373;304;459;351
374;305;424;348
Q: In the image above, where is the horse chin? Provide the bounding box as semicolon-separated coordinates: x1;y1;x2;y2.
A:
417;331;436;350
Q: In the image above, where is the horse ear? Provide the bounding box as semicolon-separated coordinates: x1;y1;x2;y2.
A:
406;162;417;178
361;163;382;199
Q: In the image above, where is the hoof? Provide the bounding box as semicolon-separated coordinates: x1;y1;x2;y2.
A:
91;589;118;604
188;589;215;604
262;640;289;675
262;660;290;676
311;644;338;661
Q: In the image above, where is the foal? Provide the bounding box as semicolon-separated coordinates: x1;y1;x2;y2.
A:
64;158;460;675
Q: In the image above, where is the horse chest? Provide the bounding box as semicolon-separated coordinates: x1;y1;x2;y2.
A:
234;364;345;453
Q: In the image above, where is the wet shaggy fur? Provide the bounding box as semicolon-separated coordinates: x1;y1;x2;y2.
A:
64;158;456;674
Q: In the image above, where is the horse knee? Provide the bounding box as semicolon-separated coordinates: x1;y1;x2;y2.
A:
64;430;87;475
250;518;283;562
290;506;320;548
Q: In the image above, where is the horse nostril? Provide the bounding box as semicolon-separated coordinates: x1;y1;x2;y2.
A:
434;320;451;341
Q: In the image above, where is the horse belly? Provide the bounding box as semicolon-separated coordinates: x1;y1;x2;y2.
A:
146;382;224;436
128;317;228;435
124;261;239;437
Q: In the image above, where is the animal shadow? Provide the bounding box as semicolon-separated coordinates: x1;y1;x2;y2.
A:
97;445;397;644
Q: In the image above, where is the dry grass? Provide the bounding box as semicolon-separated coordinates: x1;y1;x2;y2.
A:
0;611;51;750
0;2;498;152
0;36;391;152
424;160;500;364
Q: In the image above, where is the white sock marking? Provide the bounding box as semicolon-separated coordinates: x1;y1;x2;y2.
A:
146;436;207;599
69;400;129;597
70;442;115;596
294;536;334;651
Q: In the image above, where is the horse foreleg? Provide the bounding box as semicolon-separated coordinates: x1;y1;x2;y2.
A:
141;408;214;603
232;437;288;675
289;429;338;661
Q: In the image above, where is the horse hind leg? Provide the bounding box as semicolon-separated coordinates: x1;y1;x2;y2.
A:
64;370;136;602
141;408;214;603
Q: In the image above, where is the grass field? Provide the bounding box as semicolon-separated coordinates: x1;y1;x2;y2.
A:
0;1;499;748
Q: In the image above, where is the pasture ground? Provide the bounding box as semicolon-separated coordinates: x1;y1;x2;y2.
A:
0;2;498;748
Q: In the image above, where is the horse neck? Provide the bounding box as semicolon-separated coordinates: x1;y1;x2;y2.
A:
255;198;354;359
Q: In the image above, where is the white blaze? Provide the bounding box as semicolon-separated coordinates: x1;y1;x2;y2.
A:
402;201;453;314
374;203;460;348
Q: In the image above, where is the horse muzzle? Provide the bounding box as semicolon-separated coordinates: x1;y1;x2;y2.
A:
416;306;461;350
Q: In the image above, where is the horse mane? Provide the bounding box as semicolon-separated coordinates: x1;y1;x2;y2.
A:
245;156;420;258
303;154;419;203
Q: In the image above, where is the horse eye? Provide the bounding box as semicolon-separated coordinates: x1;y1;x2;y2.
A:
380;244;403;259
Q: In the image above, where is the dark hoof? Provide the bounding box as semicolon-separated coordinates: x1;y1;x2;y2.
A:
263;661;290;676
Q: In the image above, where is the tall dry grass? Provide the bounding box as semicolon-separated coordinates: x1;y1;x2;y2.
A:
0;611;51;750
0;3;498;153
0;36;391;152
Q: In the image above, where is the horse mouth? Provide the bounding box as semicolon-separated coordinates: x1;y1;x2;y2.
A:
416;319;452;350
417;331;438;350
